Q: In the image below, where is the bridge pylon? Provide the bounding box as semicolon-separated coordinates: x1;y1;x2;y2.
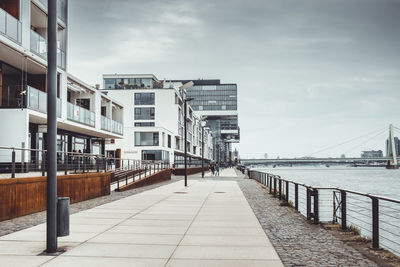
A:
386;124;399;169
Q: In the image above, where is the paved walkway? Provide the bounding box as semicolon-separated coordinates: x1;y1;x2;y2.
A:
0;170;283;266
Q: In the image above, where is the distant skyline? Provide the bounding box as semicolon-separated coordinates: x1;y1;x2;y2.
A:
67;0;400;159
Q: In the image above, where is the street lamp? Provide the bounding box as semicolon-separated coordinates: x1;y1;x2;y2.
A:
179;81;194;186
201;122;206;178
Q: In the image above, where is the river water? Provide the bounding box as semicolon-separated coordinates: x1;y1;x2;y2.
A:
255;166;400;199
254;166;400;255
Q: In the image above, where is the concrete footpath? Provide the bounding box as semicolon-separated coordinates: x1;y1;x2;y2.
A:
0;169;283;266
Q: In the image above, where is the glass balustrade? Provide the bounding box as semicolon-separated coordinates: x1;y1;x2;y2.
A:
67;102;95;127
35;0;67;23
26;86;61;117
0;8;22;44
30;30;66;69
101;115;123;135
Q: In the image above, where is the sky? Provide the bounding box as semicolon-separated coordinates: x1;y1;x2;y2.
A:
67;0;400;159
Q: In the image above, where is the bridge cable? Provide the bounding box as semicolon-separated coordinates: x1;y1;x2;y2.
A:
342;128;387;155
304;126;387;157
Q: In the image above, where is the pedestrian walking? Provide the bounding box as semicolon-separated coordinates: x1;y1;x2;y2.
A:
210;164;215;176
215;162;220;176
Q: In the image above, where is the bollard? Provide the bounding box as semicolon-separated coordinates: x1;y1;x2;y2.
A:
57;197;70;237
341;190;347;230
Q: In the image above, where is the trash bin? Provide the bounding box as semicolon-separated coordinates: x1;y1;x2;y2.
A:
57;197;70;237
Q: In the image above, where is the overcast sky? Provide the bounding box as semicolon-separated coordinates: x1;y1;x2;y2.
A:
68;0;400;159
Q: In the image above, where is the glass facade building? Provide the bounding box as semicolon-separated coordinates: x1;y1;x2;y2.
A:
178;79;240;166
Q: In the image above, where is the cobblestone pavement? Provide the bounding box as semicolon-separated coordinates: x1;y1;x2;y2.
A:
0;175;183;237
236;172;378;267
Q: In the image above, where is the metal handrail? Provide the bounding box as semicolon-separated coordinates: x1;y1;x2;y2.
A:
246;169;400;256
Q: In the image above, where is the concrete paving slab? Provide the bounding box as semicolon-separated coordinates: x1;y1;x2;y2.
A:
166;259;284;267
0;255;55;267
88;232;183;245
42;256;167;267
171;245;281;260
63;243;176;258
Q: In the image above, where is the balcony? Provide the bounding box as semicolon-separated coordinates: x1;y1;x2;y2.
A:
26;86;61;117
30;30;66;69
0;85;60;117
36;0;68;23
67;102;95;127
0;7;22;44
101;116;123;135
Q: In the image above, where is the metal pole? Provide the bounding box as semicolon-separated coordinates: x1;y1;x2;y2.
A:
46;0;58;253
313;189;319;224
184;99;188;186
201;126;204;178
11;150;16;178
341;190;347;230
372;197;379;248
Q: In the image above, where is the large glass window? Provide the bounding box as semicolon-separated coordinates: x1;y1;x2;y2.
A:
142;150;169;161
135;132;159;146
135;122;155;127
134;107;155;120
135;93;155;105
104;78;116;89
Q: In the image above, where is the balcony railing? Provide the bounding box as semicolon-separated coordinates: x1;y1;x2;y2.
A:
67;102;95;127
0;85;60;117
101;116;123;135
26;86;61;117
36;0;67;23
30;30;66;69
0;8;22;44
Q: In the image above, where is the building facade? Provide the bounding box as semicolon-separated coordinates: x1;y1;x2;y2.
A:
0;0;124;169
102;74;213;165
174;79;240;166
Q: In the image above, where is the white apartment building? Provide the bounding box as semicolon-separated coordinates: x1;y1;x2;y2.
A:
102;74;213;165
0;0;124;169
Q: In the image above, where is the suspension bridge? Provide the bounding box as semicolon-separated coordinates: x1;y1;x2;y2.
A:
241;124;400;168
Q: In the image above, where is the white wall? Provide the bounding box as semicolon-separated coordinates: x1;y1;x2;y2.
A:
0;109;29;162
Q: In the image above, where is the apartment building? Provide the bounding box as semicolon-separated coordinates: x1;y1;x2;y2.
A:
102;74;213;165
174;79;240;166
0;0;124;168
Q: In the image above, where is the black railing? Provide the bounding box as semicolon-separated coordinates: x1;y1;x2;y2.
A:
247;169;400;256
0;146;144;178
111;161;171;191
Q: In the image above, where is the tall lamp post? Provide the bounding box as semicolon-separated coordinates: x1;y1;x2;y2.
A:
47;0;58;253
201;120;206;178
179;81;194;187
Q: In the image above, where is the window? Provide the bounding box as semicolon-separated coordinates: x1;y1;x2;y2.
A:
135;93;155;105
135;132;159;146
104;78;116;89
76;98;90;110
135;107;155;120
142;150;169;161
135;122;155;127
168;135;171;148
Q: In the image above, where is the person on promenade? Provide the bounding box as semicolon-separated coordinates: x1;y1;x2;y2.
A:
215;162;220;176
210;164;215;176
108;153;114;170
